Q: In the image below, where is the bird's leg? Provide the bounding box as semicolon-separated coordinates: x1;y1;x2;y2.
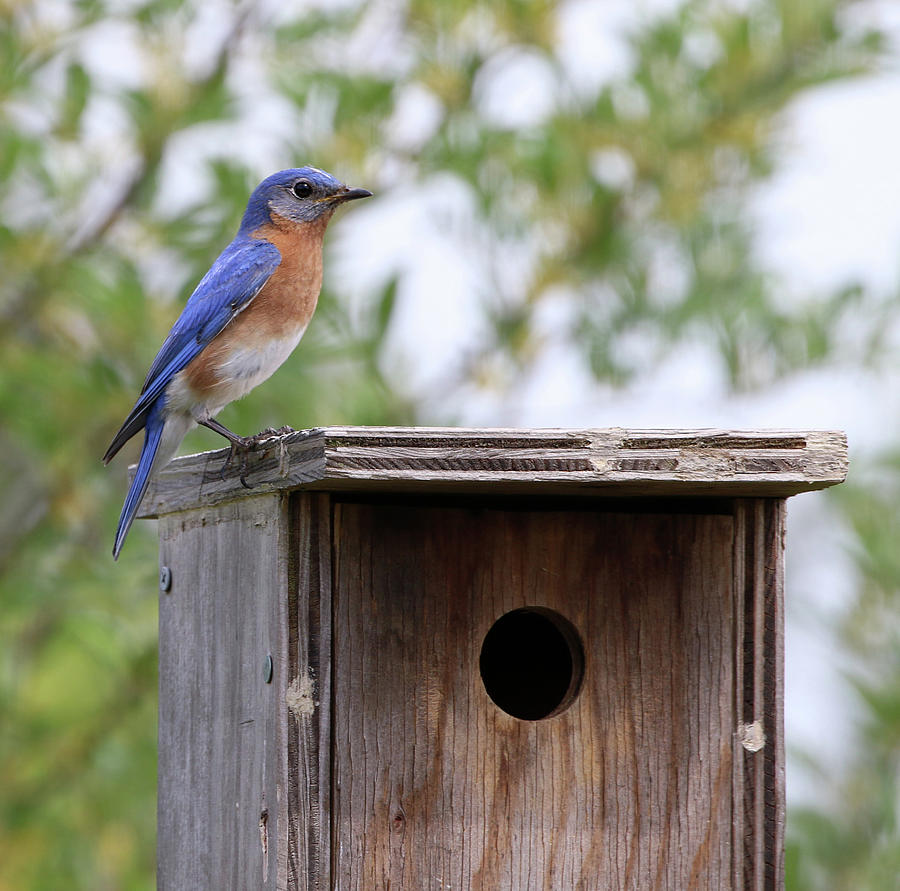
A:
199;418;254;487
200;417;251;448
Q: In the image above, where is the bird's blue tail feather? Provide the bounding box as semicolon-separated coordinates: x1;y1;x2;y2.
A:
113;398;165;560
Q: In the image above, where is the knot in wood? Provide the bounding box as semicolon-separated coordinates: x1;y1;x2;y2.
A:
739;720;766;752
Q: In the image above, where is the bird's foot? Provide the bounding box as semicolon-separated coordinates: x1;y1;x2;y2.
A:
219;436;254;488
217;426;297;487
245;425;296;447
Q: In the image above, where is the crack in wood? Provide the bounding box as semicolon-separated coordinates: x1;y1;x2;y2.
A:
326;435;592;449
330;455;596;472
623;435;807;450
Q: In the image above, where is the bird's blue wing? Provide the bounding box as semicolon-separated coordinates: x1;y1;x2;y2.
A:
103;236;281;463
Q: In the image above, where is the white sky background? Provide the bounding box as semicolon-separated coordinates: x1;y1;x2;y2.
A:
63;0;900;807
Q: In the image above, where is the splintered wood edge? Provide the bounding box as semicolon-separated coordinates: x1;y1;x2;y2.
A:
134;426;849;518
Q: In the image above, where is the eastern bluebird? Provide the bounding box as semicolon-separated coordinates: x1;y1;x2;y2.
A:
104;167;371;558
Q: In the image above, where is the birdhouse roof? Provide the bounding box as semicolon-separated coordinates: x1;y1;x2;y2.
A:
136;426;848;519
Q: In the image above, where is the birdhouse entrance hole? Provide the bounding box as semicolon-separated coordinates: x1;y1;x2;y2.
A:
479;607;584;720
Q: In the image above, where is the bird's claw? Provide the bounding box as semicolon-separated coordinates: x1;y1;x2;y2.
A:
219;437;252;483
247;425;296;446
217;426;297;486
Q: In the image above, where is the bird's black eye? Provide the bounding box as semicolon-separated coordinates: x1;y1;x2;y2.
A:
292;180;313;199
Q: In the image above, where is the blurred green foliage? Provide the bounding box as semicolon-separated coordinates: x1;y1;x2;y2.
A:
786;460;900;891
0;0;897;887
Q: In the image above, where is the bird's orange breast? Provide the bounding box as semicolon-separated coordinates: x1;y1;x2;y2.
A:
181;214;330;400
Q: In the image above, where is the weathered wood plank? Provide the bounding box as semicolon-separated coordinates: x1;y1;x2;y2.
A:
732;499;786;891
157;492;334;891
331;500;737;889
136;427;848;517
283;493;333;891
157;494;289;890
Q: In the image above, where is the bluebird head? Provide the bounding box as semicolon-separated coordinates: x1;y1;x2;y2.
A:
239;167;372;233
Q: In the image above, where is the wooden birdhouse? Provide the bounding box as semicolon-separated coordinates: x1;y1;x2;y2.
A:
139;426;848;890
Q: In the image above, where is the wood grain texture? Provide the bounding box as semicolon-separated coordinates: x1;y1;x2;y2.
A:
330;500;738;890
157;492;334;891
136;427;848;518
733;499;786;891
283;494;333;891
150;428;806;888
157;494;289;890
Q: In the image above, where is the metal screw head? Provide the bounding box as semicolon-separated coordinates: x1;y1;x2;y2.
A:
159;566;172;593
264;654;274;684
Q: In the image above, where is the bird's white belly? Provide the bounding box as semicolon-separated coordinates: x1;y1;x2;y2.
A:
218;325;308;398
167;323;308;419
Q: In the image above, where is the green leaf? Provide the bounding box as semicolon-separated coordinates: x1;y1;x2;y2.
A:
57;62;91;138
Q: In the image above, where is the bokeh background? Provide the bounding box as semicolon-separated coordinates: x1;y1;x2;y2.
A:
2;0;900;887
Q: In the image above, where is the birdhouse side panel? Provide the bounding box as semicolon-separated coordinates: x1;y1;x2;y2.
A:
157;494;290;891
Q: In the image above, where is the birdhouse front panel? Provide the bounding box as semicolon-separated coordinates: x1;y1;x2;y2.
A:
330;498;743;890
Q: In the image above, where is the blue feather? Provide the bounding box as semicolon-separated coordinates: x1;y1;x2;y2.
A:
112;396;166;560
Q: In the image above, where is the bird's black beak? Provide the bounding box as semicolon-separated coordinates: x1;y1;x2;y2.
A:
334;186;373;203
